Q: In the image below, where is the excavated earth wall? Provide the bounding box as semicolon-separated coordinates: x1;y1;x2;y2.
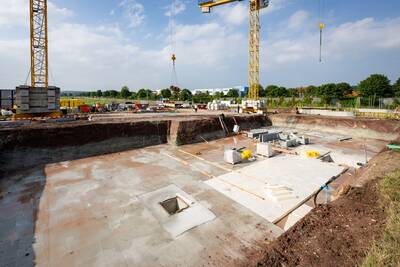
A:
0;120;169;176
270;114;400;141
169;115;270;145
1;114;398;177
0;115;269;176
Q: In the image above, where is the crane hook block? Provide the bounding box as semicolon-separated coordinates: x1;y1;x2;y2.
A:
171;54;176;62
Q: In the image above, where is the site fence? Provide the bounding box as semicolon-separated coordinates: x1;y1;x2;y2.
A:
261;97;400;110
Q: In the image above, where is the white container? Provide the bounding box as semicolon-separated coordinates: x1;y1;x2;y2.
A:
233;125;240;133
257;143;274;158
224;149;242;164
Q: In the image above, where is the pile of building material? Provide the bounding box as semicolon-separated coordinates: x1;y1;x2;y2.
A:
207;100;233;110
241;100;265;110
247;128;310;152
247;128;269;139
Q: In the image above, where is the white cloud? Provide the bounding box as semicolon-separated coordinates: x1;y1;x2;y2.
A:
119;0;145;28
1;1;399;90
263;16;400;67
165;0;186;17
215;2;248;25
261;0;290;15
259;13;400;86
0;0;27;28
329;17;400;50
0;0;72;29
287;10;309;30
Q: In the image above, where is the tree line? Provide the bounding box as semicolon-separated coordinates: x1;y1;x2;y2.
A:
262;74;400;99
67;73;400;102
71;85;241;103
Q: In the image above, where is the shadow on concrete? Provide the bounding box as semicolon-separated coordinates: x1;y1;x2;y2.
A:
0;167;46;266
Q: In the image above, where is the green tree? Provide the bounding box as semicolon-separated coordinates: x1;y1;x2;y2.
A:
120;86;131;99
145;89;156;100
160;88;172;99
109;90;118;98
103;90;111;97
137;89;148;99
96;90;103;97
193;92;213;103
318;83;342;99
179;89;192;101
336;82;352;97
226;89;239;98
358;74;393;97
266;85;289;97
170;86;180;100
394;77;400;97
287;88;299;97
305;85;318;96
213;92;225;99
129;92;137;100
266;85;278;96
258;84;266;97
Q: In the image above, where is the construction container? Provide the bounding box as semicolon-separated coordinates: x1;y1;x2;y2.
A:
79;105;91;113
60;98;85;108
224;149;242;165
0;89;15;109
257;143;274;158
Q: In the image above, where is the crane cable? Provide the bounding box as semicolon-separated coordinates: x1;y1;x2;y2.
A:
318;0;325;63
170;0;178;87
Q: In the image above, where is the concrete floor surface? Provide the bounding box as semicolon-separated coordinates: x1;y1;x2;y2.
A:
0;132;387;267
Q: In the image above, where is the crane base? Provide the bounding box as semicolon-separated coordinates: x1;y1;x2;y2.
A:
12;112;63;120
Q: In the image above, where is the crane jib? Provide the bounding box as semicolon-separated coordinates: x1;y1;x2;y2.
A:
198;0;269;10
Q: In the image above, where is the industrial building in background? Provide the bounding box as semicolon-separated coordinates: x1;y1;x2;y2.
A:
191;86;248;96
15;0;60;117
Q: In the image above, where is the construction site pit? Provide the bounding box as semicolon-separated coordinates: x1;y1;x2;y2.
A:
0;112;399;266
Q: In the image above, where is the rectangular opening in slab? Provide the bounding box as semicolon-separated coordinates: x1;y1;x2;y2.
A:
160;196;189;215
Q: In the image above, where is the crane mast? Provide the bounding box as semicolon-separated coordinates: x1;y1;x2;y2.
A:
248;0;260;100
30;0;49;88
198;0;269;101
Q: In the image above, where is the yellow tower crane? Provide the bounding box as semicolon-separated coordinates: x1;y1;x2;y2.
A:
198;0;269;101
30;0;49;88
15;0;60;118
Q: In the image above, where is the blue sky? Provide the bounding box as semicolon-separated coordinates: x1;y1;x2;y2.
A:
1;0;400;91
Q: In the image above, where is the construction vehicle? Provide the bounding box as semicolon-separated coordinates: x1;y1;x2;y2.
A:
198;0;269;112
14;0;60;118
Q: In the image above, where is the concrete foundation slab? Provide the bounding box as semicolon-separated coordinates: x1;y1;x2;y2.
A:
205;155;344;223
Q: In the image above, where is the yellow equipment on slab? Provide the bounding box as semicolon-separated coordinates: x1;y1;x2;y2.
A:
241;149;253;160
306;150;321;158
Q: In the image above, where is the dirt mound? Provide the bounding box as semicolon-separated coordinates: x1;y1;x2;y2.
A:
252;180;385;267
